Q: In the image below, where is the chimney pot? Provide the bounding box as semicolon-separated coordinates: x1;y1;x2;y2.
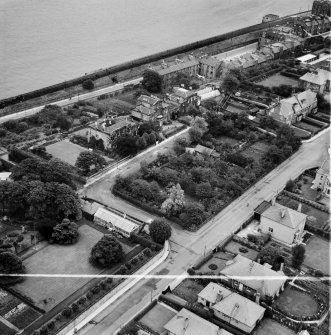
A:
281;209;286;218
297;203;302;212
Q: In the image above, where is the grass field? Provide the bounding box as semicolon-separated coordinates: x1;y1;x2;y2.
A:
12;225;105;311
255;318;295;335
273;286;318;317
257;73;299;88
46;139;88;166
139;303;176;333
304;236;330;274
241;142;271;162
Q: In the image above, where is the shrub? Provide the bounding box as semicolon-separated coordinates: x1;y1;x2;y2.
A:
71;303;79;313
208;264;218;270
39;326;48;335
51;219;79;245
144;248;151;257
138;254;144;261
7;232;19;238
100;280;107;290
187;268;195;275
118;265;127;275
106;277;113;284
86;291;93;300
78;296;87;305
82;79;94;90
131;258;138;266
62;307;72;318
16;235;24;243
92;285;100;294
47;321;55;330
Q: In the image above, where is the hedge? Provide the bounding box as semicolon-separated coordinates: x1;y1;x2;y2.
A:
129;233;163;251
8;147;39;163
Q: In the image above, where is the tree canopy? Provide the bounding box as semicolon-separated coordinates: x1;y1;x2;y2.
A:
113;135;139;157
0;251;24;274
292;244;305;269
75;151;107;176
90;235;124;268
149;218;172;244
141;70;162;93
52;219;79;244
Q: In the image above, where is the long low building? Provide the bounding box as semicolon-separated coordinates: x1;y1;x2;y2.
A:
94;207;139;237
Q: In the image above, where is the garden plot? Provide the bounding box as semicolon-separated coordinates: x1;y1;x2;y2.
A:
254;318;296;335
223;240;258;261
257;73;299;88
172;278;205;304
45;139;88;166
139;303;177;333
12;225;107;311
304;235;329;274
198;251;234;275
295;121;322;135
273;286;318;317
241;142;271;162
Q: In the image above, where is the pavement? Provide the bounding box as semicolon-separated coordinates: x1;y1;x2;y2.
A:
74;129;330;335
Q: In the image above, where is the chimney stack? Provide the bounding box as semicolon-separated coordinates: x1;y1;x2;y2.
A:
271;197;276;206
297;203;302;212
255;292;260;305
280;263;284;271
281;209;286;218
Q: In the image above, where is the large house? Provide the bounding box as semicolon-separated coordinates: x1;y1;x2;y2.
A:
220;255;287;301
74;116;138;150
259;201;307;246
199;57;221;79
131;95;170;124
312;157;330;198
198;283;265;333
94;207;139;237
268;90;317;125
299;69;331;94
163;308;232;335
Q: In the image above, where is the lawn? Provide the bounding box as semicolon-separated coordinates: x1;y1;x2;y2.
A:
273;286;318;317
295;121;322;134
292;126;311;138
45;139;88;166
12;225;125;311
257;73;299;88
139;303;176;333
241;141;271;162
198;251;234;275
304;236;330;274
298;175;319;202
224;240;258;261
255;318;296;335
0;321;16;335
172;278;205;304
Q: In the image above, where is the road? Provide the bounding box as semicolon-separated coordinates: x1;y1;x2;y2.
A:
0;77;142;124
76;129;330;335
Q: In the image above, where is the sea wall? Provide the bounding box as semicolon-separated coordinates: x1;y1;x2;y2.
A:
0;12;308;109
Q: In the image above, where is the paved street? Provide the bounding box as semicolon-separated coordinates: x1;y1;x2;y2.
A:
77;129;330;335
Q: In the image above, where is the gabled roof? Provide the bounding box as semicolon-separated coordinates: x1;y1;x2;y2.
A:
194;144;214;156
300;72;326;85
212;291;265;327
137;94;161;106
261;202;307;229
163;308;232;335
157;59;199;76
200;57;220;67
198;283;232;304
94;208;138;234
220;255;287;297
132;105;156;116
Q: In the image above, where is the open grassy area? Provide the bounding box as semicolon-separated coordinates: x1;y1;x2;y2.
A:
12;225;109;311
223;240;258;261
172;278;205;304
139;303;176;333
273;286;318;317
255;318;296;335
241;141;271;162
257;73;299;88
0;321;16;335
45;139;88;166
295;121;322;134
304;236;330;274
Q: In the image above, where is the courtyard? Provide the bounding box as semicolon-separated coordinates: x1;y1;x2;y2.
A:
273;286;319;317
45;139;88;166
303;235;329;274
139;303;176;333
12;224;133;311
257;73;299;88
254;318;296;335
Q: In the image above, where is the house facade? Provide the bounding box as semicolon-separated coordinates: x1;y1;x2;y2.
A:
199;57;221;79
94;207;139;237
299;69;331;94
220;255;287;302
260;202;307;245
268;90;317;125
312;157;330;197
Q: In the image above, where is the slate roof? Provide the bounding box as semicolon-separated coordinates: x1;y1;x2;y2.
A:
200;57;220;67
194;144;214;156
137;94;161;106
300;69;331;85
157;59;199;76
261;202;307;229
212;291;265;327
198;283;232;304
163;308;232;335
94;208;138;234
132;105;156;116
220;255;287;297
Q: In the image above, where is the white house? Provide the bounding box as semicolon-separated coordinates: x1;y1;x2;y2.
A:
220;255;287;301
163;308;233;335
260;202;307;246
198;283;265;333
93;207;139;237
312;157;330;198
0;172;12;181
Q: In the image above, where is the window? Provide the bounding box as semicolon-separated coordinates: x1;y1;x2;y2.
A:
268;227;273;233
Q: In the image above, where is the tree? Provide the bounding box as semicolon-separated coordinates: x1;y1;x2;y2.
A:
90;235;124;268
51;219;79;244
222;74;240;93
75;151;107;175
82;79;94;90
285;179;296;192
141;70;162;93
113;135;139;157
56;115;72;131
80;116;90;124
188;127;203;143
179;203;205;228
0;252;24;274
161;184;185;216
187;106;201;117
149;219;172;244
292;244;305;269
259;116;277;130
171;72;191;89
190;117;208;133
195;182;214;199
138;121;161;136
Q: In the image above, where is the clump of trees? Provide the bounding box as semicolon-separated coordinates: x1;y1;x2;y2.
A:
149;218;172;244
90;235;124;268
141;70;162;93
0;251;24;285
51;219;79;244
82;79;94;90
292;244;305;269
75;151;107;176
